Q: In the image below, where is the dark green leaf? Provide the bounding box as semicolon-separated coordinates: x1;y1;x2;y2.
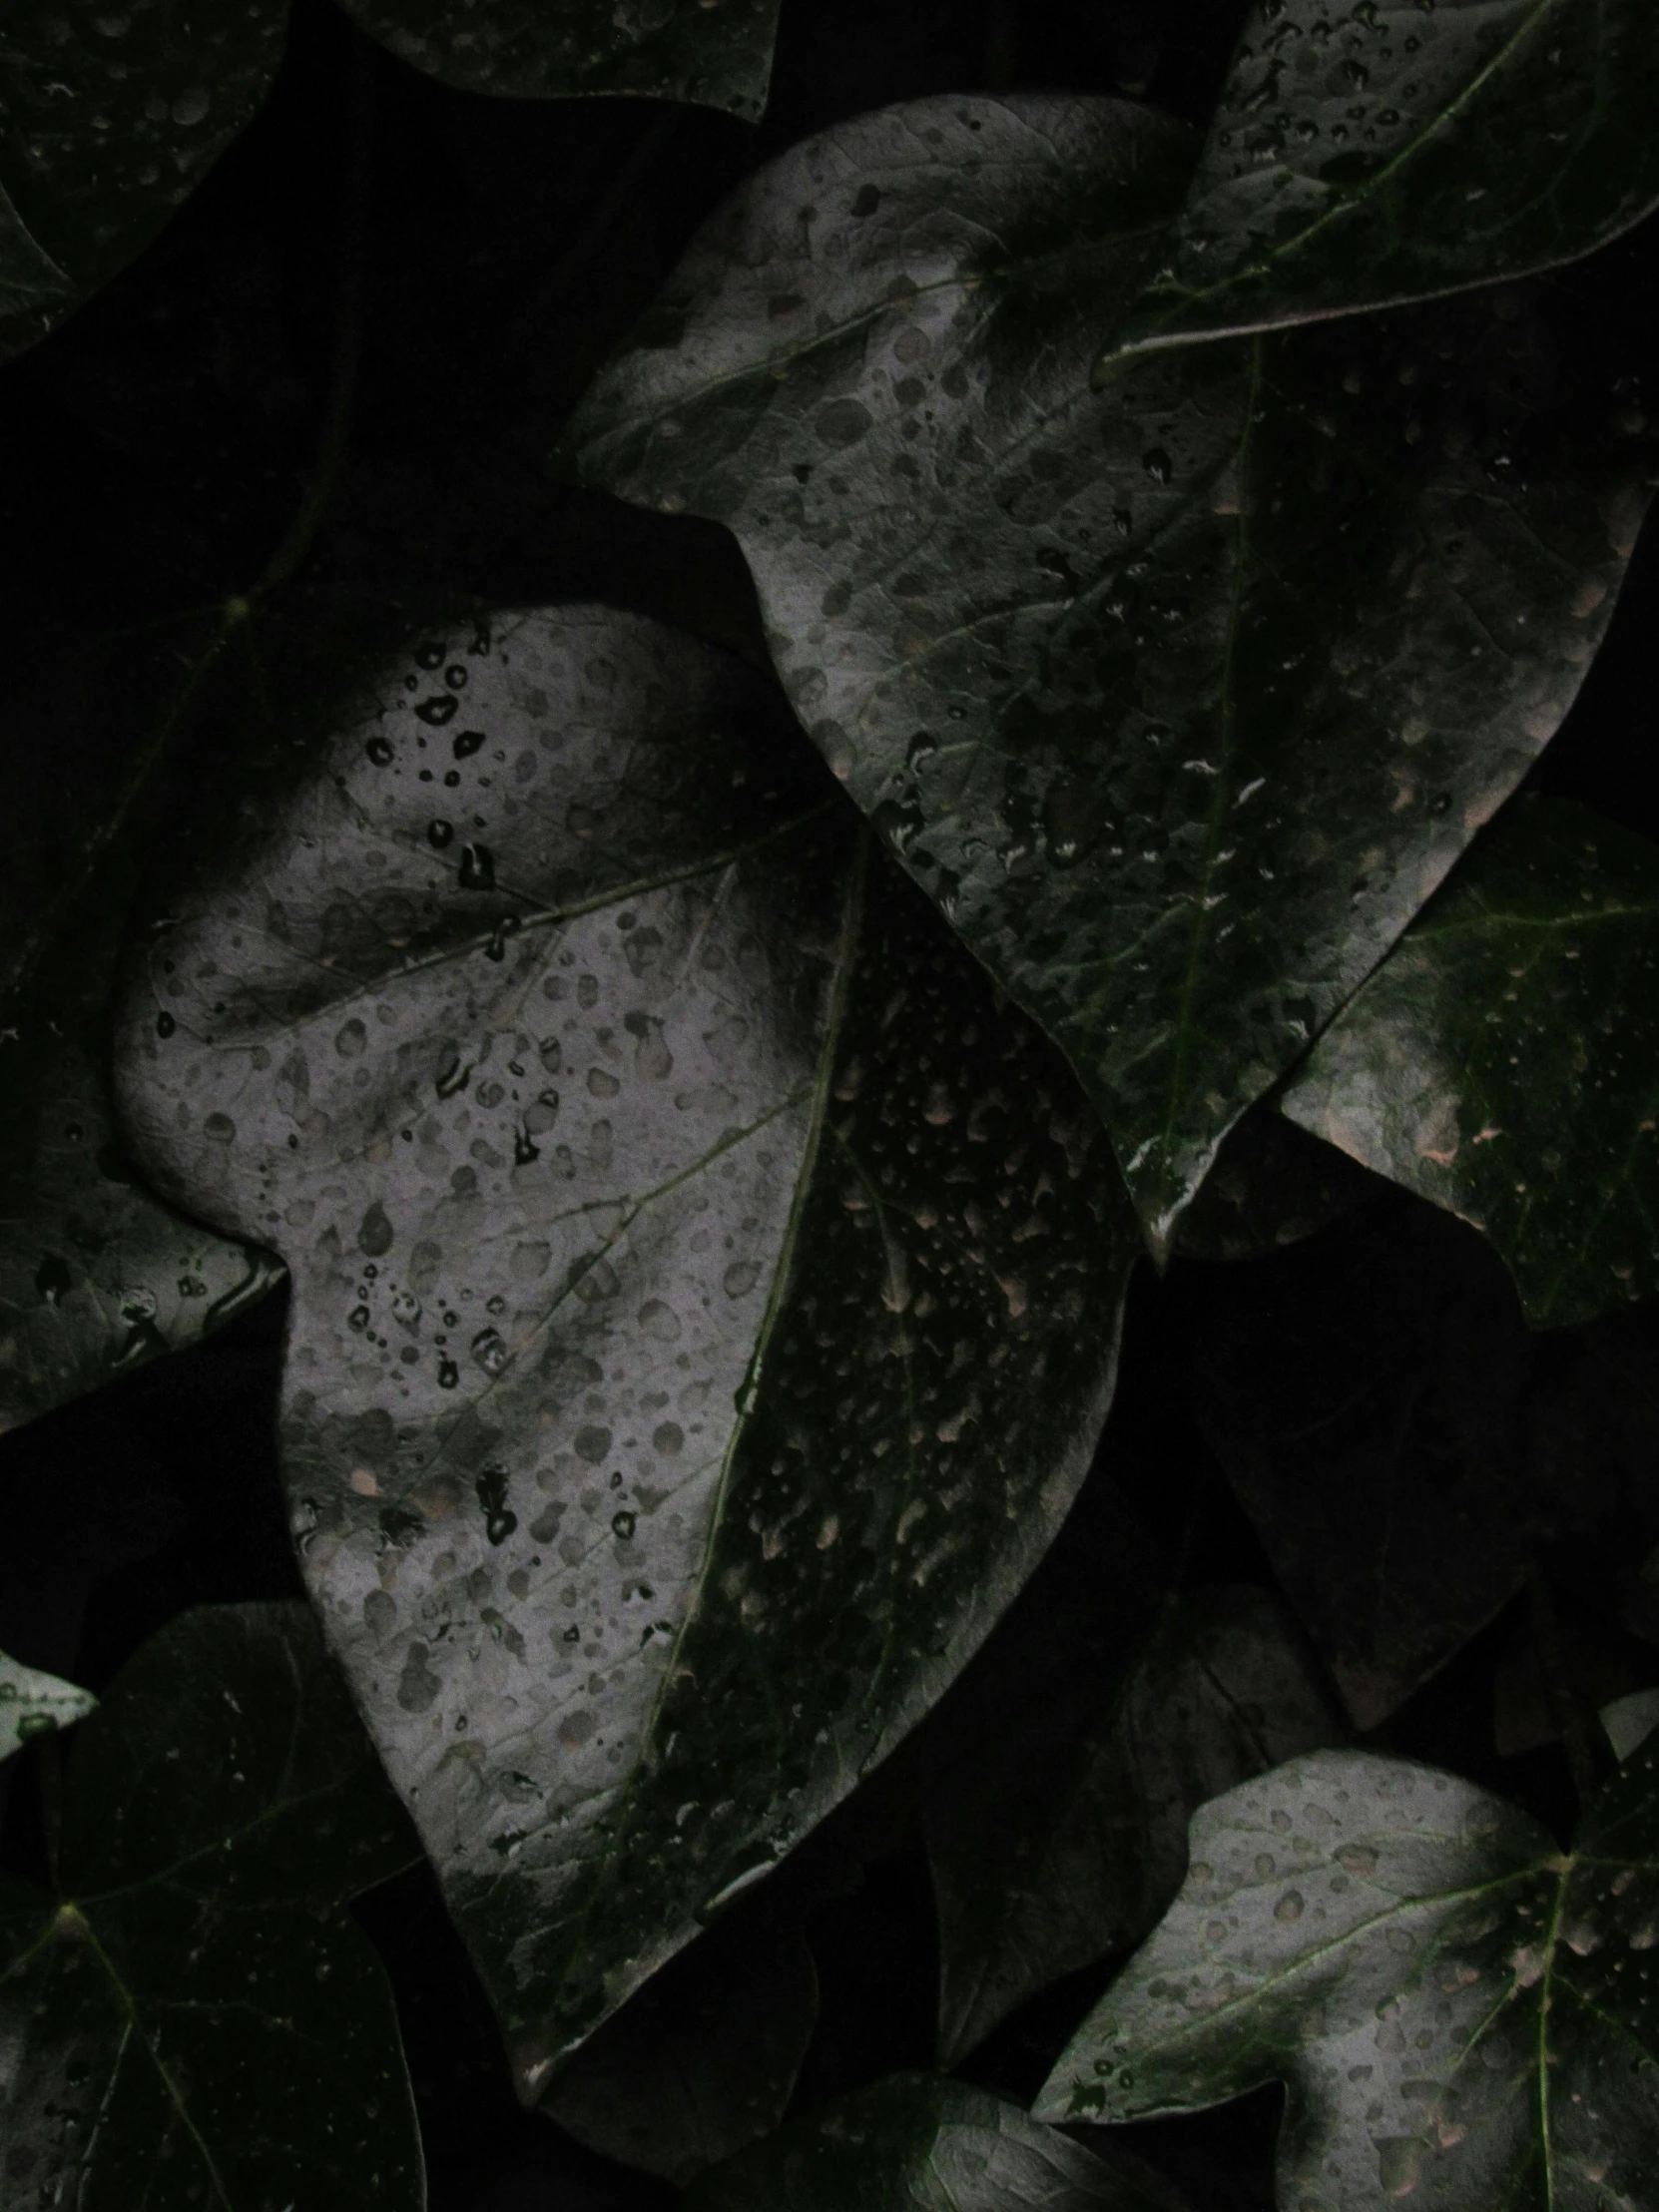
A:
1103;0;1659;370
1188;1201;1547;1727
1603;1688;1659;1763
1037;1743;1659;2212
339;0;781;118
1281;799;1659;1329
927;1586;1342;2068
1171;1105;1383;1262
546;1922;818;2183
0;0;287;359
568;93;1656;1245
113;602;1141;2089
0;1602;422;2210
0;1648;94;1762
686;2073;1182;2212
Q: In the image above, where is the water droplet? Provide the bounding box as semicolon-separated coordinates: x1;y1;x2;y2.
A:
365;734;394;766
612;1510;637;1541
156;1010;176;1038
415;695;458;727
459;843;495;890
1143;446;1174;484
453;730;485;759
472;1327;509;1378
428;819;454;849
437;1357;459;1388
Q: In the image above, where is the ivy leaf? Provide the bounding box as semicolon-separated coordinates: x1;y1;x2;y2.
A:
1037;1744;1659;2212
1603;1689;1659;1764
0;1602;422;2209
339;0;781;119
0;906;281;1436
1102;0;1659;372
113;602;1141;2089
568;93;1657;1246
545;1921;818;2183
686;2073;1184;2212
0;1649;94;1762
926;1586;1342;2068
1281;799;1659;1329
0;0;288;359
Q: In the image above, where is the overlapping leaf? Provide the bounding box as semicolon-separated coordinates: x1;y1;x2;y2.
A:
0;0;287;360
0;1649;93;1762
546;1921;818;2182
114;601;1141;2087
0;0;782;363
0;1603;420;2209
926;1586;1342;2067
568;91;1656;1244
1282;799;1659;1329
686;2073;1183;2212
1038;1744;1659;2212
340;0;781;119
1102;0;1659;371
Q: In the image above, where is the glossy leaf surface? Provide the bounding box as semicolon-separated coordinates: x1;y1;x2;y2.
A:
569;92;1656;1243
0;1649;93;1762
546;1922;817;2183
340;0;781;118
0;1603;420;2210
1283;800;1659;1329
1105;0;1659;369
1039;1744;1659;2212
0;0;287;359
114;602;1141;2088
687;2073;1179;2212
927;1586;1342;2067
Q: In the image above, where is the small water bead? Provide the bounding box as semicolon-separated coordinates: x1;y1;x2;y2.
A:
428;819;454;848
156;1010;176;1038
437;1358;459;1388
453;729;485;759
365;735;394;766
472;1327;509;1377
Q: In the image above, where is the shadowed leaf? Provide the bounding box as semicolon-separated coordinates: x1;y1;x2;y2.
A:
0;1650;94;1763
569;92;1658;1245
1283;799;1659;1328
0;1603;421;2209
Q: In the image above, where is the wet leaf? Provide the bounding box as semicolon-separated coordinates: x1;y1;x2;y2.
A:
546;1921;818;2183
569;92;1657;1245
1282;799;1659;1329
1037;1744;1659;2212
926;1586;1342;2068
1103;0;1659;370
1187;1201;1540;1729
113;602;1142;2089
686;2073;1182;2212
0;906;282;1437
340;0;781;119
0;1602;421;2209
0;0;288;359
0;1649;94;1762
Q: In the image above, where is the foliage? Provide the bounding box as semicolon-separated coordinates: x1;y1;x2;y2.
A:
4;1;1659;2207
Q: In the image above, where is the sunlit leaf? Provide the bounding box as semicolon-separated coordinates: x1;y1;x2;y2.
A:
569;92;1657;1244
0;1603;421;2209
1038;1744;1659;2212
1102;0;1659;371
1282;799;1659;1328
113;601;1142;2088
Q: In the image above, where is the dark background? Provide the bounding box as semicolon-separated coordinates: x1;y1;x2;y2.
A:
5;3;1659;2206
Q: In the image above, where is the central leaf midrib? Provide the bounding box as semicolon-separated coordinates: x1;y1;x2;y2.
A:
531;831;871;2055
